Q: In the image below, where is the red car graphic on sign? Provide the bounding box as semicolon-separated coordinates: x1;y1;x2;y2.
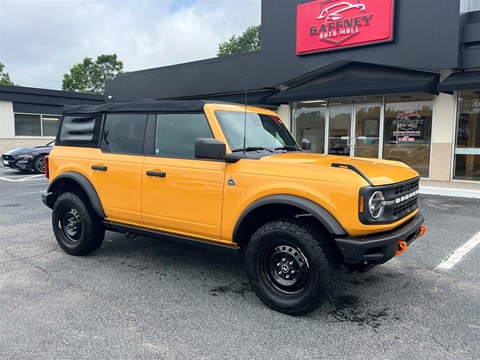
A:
317;1;366;21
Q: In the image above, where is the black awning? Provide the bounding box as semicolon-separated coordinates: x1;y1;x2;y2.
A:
437;72;480;93
265;63;439;104
191;90;276;105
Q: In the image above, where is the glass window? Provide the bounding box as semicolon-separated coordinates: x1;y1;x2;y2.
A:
353;96;383;104
42;115;60;136
292;101;326;153
383;94;433;178
454;91;480;180
155;113;213;159
14;114;41;136
59;114;102;146
101;114;147;154
216;111;297;152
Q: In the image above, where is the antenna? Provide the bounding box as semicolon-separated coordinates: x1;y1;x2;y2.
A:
243;75;248;155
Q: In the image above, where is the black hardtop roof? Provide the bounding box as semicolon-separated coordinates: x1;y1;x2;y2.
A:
62;99;209;115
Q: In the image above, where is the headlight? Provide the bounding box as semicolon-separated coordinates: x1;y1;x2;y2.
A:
368;191;385;219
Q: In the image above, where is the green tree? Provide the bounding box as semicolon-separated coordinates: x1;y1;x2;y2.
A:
62;54;123;94
217;25;261;57
0;62;16;86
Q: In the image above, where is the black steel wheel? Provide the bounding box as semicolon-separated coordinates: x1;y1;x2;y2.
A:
52;192;105;255
33;156;45;174
260;244;310;296
245;219;337;315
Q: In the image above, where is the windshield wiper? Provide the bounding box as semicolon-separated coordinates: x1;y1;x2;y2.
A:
232;147;275;153
275;145;302;152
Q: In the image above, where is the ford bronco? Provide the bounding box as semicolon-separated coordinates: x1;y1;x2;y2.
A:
42;100;426;315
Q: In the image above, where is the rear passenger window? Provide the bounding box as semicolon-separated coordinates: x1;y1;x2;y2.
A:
101;114;147;154
155;113;213;159
58;115;102;146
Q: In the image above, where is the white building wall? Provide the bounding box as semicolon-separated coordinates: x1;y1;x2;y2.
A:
0;100;15;137
460;0;480;12
0;100;50;154
276;104;291;129
430;93;457;181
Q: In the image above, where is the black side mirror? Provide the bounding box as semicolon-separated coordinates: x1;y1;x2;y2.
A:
301;138;311;152
195;138;226;160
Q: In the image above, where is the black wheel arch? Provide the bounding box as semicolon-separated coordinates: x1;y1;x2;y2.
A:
233;194;346;249
45;172;106;218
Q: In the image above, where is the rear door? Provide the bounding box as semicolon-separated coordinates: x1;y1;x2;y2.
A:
142;113;226;242
89;113;147;225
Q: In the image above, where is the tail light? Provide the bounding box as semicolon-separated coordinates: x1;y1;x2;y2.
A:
44;155;49;179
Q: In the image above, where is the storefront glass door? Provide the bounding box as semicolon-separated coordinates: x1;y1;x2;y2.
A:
354;105;381;158
328;107;352;156
328;105;381;158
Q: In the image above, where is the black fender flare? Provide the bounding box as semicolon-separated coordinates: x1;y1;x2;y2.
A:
233;194;347;240
46;172;106;218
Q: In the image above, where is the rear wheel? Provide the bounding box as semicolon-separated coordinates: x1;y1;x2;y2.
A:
52;192;105;255
245;219;338;315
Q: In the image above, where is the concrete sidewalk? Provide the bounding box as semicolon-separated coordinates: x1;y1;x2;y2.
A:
420;179;480;199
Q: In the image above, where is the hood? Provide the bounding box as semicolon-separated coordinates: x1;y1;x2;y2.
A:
258;152;419;186
4;145;52;156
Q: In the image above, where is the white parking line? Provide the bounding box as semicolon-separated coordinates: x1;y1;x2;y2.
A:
436;231;480;270
0;174;45;182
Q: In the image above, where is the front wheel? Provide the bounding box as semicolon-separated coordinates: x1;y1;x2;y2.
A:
52;192;105;255
33;155;45;174
245;219;337;315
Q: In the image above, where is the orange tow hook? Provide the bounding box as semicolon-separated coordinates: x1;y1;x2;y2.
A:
418;225;427;238
395;241;408;256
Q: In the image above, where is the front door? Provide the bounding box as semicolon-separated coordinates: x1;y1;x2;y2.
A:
141;113;225;241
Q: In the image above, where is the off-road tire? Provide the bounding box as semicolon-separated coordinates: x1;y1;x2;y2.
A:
33;155;45;174
245;218;338;315
52;192;105;255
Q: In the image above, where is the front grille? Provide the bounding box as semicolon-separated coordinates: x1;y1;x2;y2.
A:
394;180;419;196
392;198;418;219
359;177;420;224
384;178;419;222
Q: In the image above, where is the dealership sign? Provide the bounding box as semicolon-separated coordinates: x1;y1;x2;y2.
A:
297;0;395;54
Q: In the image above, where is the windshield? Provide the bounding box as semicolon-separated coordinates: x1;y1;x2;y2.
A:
216;111;298;152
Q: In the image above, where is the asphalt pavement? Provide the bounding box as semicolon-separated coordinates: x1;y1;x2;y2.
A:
0;167;479;360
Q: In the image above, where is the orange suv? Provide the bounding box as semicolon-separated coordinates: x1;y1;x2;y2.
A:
42;100;425;315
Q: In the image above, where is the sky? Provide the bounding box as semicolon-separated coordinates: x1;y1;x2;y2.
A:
0;0;261;90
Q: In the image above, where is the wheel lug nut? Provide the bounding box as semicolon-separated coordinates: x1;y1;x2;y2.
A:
277;263;280;267
291;270;295;274
282;258;286;262
286;275;290;279
289;261;293;266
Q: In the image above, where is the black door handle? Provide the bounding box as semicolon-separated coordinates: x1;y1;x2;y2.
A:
91;165;108;171
146;170;166;178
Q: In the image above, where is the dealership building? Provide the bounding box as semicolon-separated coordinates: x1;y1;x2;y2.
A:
0;85;103;152
1;0;479;186
104;0;480;185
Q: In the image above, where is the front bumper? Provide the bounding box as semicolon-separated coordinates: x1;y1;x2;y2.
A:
2;156;33;171
335;213;425;265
